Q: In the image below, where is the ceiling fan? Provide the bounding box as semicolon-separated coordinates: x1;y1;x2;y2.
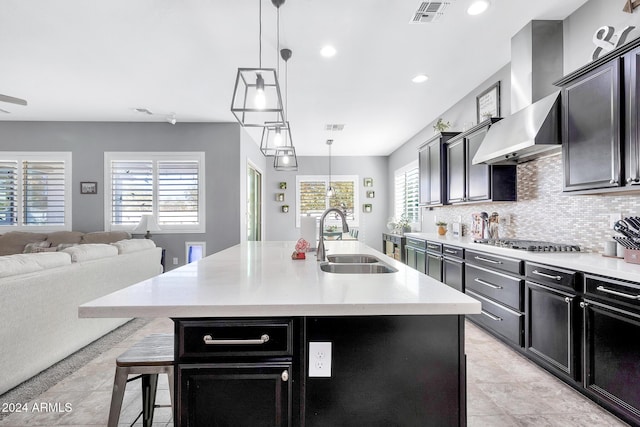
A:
0;93;28;113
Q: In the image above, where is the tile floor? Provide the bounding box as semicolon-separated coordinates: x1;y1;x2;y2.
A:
0;318;629;426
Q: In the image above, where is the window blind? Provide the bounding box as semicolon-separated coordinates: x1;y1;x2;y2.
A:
395;165;419;223
0;161;18;225
110;160;153;226
22;160;66;225
158;160;200;225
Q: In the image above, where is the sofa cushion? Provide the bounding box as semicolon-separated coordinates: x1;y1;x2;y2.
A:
23;241;52;253
80;231;131;244
0;231;48;256
0;252;72;278
46;231;85;247
111;238;156;254
62;243;118;262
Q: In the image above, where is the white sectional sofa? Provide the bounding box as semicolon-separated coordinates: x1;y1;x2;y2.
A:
0;235;163;395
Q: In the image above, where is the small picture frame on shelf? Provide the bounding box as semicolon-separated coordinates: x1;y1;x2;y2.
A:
363;204;372;213
80;181;97;194
366;190;375;198
281;205;289;213
276;193;285;202
476;81;500;123
279;182;287;190
363;177;373;187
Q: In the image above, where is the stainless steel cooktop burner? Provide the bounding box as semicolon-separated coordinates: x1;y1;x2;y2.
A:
473;239;581;252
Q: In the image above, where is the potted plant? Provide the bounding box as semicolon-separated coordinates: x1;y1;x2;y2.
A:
395;215;411;234
433;118;451;133
436;221;448;236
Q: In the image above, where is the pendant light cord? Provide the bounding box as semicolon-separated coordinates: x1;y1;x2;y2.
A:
258;0;262;68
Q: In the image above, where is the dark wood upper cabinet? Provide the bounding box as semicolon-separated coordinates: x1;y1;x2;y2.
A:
418;132;458;206
445;119;516;204
625;46;640;185
560;59;621;191
554;37;640;194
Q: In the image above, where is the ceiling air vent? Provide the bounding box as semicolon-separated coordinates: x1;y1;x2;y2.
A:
325;124;345;131
410;1;450;23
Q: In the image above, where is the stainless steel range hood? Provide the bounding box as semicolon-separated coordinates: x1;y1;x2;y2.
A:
472;91;561;165
473;21;563;165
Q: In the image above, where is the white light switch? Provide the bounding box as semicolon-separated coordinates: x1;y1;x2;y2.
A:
309;342;332;377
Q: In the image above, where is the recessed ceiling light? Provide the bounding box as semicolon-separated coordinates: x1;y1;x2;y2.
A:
467;0;490;15
412;74;429;83
320;45;337;58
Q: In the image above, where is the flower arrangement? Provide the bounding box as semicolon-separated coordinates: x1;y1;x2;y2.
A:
433;118;451;133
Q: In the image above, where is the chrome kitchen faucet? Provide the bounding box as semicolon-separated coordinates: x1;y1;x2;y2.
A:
317;208;349;261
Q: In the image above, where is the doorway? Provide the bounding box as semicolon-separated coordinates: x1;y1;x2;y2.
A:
247;163;262;241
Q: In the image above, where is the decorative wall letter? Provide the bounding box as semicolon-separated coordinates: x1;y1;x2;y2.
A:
592;25;636;61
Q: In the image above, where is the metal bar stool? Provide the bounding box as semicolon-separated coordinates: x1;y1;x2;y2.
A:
107;333;174;427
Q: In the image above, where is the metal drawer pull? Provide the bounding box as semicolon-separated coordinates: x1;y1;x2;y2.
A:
596;285;640;300
481;310;503;322
474;256;502;264
444;249;457;254
532;270;561;281
474;278;502;290
281;370;289;382
203;334;270;345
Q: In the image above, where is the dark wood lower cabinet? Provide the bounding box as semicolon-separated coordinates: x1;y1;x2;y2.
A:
582;299;640;425
443;257;464;293
427;252;442;281
525;281;579;381
178;363;292;426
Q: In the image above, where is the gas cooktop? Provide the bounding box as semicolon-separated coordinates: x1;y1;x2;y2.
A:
473;239;581;252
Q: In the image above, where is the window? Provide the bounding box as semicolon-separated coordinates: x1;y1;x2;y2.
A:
296;175;359;227
0;152;72;230
104;152;205;233
394;161;419;224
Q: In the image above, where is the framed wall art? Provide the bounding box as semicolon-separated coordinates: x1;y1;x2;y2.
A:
80;181;97;194
476;81;500;123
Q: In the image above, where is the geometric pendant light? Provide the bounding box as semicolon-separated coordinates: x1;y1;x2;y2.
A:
230;0;284;127
273;48;298;171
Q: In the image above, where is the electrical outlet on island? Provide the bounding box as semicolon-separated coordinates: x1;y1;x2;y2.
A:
308;342;332;377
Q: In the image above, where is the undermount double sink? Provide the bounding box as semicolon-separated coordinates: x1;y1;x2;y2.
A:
320;254;398;274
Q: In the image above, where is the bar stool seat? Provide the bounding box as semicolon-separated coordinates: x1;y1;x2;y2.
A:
107;333;174;427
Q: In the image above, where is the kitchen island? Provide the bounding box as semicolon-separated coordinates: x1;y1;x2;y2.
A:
80;241;481;426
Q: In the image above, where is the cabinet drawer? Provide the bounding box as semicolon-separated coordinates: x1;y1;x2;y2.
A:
406;238;427;250
465;264;523;311
177;319;293;360
426;241;442;253
466;289;524;347
585;274;640;309
443;245;463;259
465;249;523;275
525;262;577;291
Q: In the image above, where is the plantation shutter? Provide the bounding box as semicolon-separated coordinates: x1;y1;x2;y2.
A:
299;180;327;217
395;165;419;223
158;160;200;225
23;160;66;225
110;160;153;226
0;161;18;225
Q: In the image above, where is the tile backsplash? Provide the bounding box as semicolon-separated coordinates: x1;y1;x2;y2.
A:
427;153;640;253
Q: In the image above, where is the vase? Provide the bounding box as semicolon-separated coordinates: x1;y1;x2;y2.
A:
437;226;447;236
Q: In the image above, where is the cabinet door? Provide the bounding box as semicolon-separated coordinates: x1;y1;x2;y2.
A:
178;363;292;427
582;300;640;424
563;59;621;191
447;138;465;203
427;253;442;281
428;142;443;205
405;246;416;269
466;127;491;201
625;47;640;185
525;281;578;381
416;249;427;274
443;258;464;292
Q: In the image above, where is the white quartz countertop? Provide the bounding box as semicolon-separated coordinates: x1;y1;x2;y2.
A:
406;233;640;282
79;241;481;318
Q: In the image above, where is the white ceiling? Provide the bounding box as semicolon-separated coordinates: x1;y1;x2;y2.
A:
0;0;589;156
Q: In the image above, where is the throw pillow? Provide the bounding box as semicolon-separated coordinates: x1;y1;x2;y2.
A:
23;241;51;254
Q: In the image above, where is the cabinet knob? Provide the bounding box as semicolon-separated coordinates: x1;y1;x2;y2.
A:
564;297;572;303
609;179;618;184
628;177;634;184
281;370;289;382
579;302;587;309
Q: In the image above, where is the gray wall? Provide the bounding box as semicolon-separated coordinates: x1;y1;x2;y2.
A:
563;0;640;74
264;156;388;251
0;121;244;270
